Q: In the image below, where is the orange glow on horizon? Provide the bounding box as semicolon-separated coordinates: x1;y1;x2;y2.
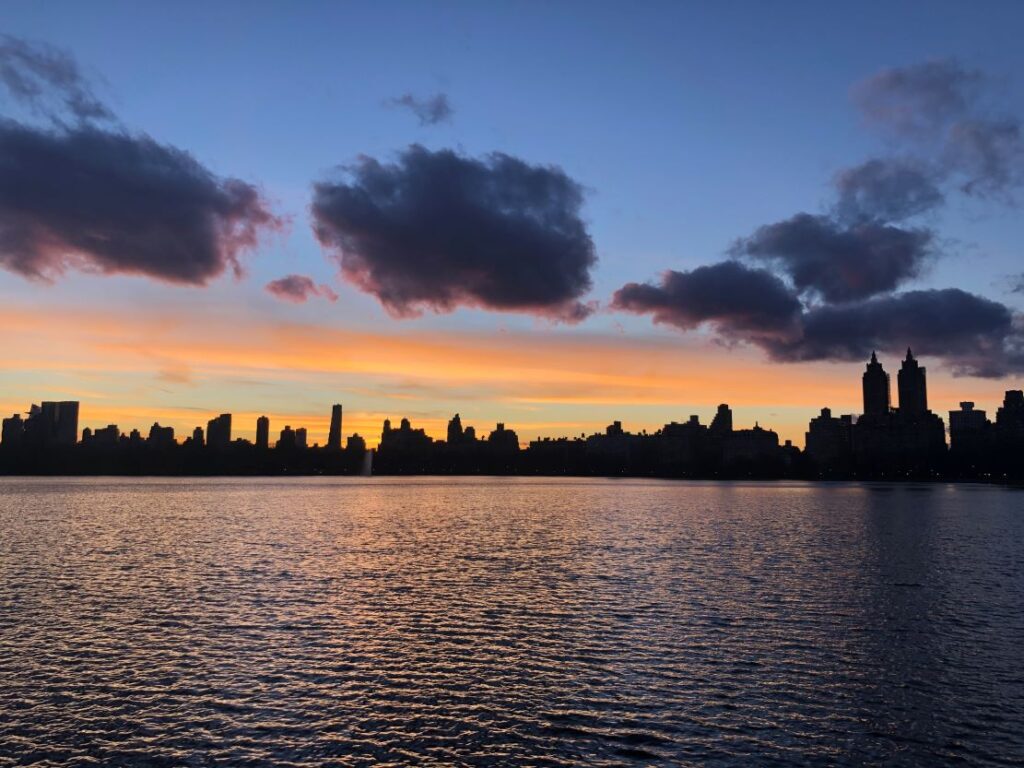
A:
1;301;1020;449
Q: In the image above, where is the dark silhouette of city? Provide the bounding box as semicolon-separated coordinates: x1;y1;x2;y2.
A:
3;351;1024;482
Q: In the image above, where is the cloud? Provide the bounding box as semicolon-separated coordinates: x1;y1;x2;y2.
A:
311;145;597;321
765;288;1018;376
266;274;339;304
0;121;279;284
853;59;982;137
387;92;453;126
833;158;944;223
614;262;1023;377
611;261;802;340
733;213;934;303
616;59;1024;378
854;59;1024;198
0;35;112;123
945;118;1023;196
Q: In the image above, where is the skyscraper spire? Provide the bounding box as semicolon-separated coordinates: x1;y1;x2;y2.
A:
863;352;890;418
898;350;928;416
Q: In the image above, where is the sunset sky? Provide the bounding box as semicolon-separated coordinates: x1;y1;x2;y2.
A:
3;1;1024;447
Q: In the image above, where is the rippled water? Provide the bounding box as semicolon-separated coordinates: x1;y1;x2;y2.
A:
1;478;1022;766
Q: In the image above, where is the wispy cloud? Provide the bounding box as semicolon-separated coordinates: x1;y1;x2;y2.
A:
385;91;454;125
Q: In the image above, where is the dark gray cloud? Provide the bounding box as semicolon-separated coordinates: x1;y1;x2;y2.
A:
733;213;934;303
0;35;112;123
833;158;944;223
387;92;453;126
614;262;1023;376
0;121;279;283
765;288;1018;376
311;145;597;321
266;274;338;303
611;261;802;340
854;59;1024;199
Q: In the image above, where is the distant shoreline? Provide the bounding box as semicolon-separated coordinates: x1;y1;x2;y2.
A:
2;471;1020;487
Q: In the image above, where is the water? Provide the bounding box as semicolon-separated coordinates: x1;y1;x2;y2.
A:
0;477;1022;767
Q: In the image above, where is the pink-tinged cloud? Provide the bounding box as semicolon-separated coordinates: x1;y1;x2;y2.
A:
265;274;339;304
0;124;282;285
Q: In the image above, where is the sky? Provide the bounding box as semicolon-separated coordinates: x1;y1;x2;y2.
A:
2;0;1024;447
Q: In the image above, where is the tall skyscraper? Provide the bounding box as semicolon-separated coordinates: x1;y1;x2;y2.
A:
327;404;343;450
256;416;270;450
207;414;232;449
862;352;890;417
897;348;928;416
296;427;308;449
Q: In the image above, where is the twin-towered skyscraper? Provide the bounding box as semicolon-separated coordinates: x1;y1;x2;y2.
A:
810;349;946;475
862;348;928;418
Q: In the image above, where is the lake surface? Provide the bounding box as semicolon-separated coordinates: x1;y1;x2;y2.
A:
0;477;1022;766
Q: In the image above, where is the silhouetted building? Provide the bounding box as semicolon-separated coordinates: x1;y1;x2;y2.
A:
92;424;121;447
658;415;710;473
996;390;1024;442
256;416;270;450
724;423;779;464
207;414;231;449
148;422;175;447
346;433;366;453
582;421;642;472
23;401;80;447
380;417;433;452
1;414;24;447
949;402;989;457
277;425;296;449
296;427;308;449
447;413;464;445
488;422;520;453
862;352;890;418
191;426;204;447
852;351;945;475
992;390;1024;477
710;404;733;434
897;348;928;416
327;404;343;450
805;407;854;472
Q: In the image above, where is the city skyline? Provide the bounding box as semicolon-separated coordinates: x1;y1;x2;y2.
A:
3;349;1021;452
5;348;1023;481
